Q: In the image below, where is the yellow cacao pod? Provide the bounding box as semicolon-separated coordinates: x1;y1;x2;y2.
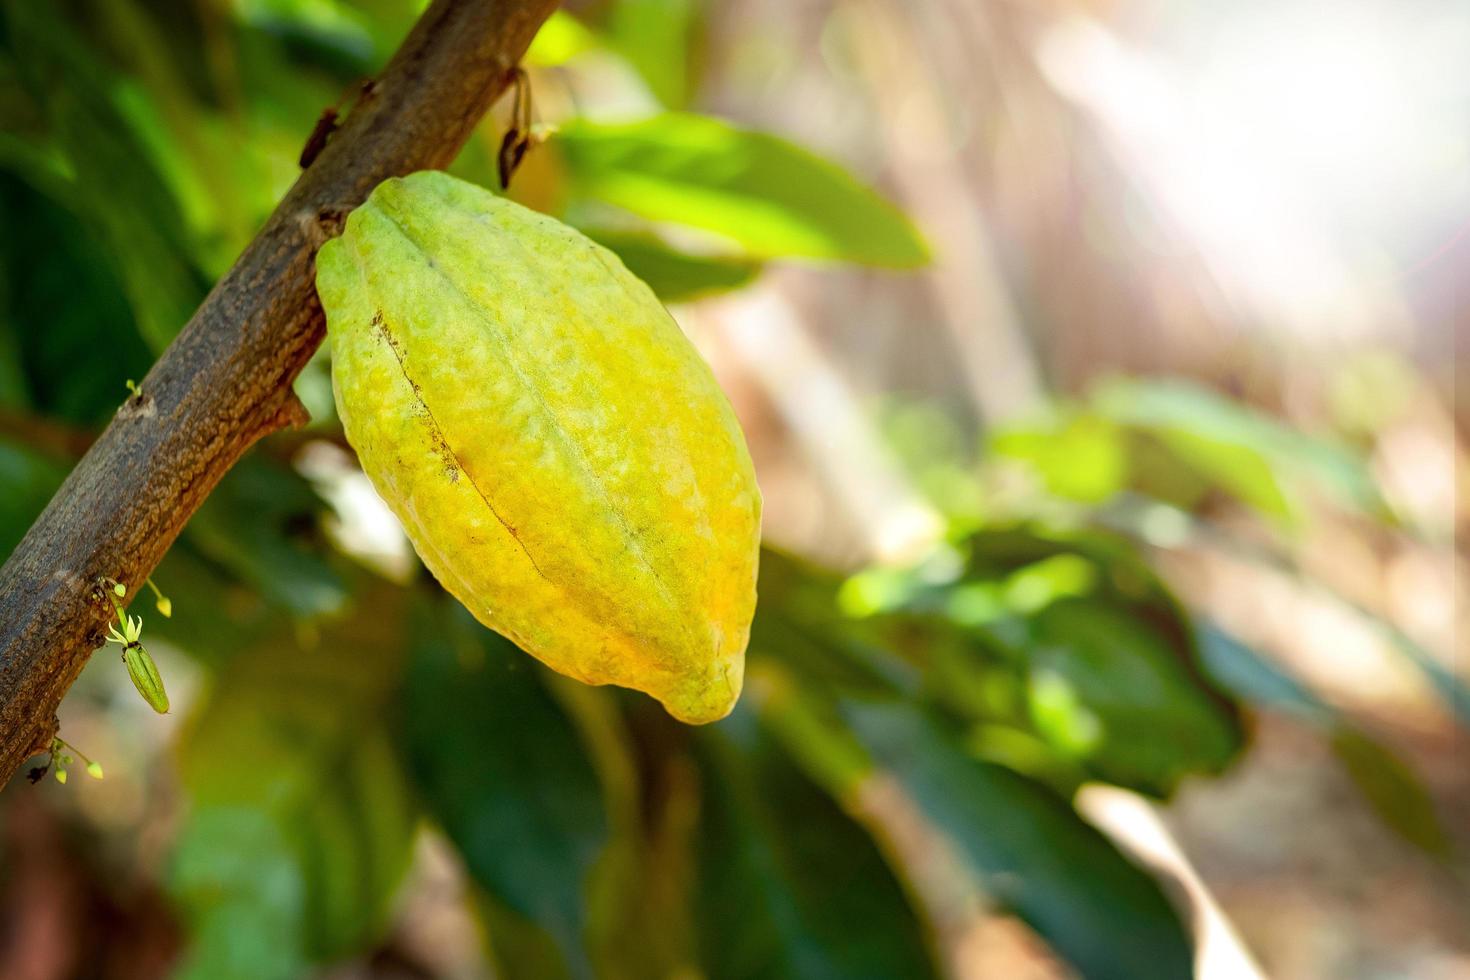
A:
316;171;760;724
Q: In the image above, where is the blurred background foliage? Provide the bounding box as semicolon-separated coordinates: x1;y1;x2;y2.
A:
0;0;1466;978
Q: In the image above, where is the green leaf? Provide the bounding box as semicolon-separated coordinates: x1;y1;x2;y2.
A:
841;701;1193;980
525;11;600;68
1094;377;1385;520
876;528;1244;793
990;411;1128;504
229;0;382;74
601;0;704;108
873;398;986;520
169;810;307;980
557;113;929;267
1363;616;1470;727
1197;626;1452;856
582;227;760;301
5;1;207;350
1026;597;1241;794
0;439;65;557
549;682;701;979
474;894;578;980
1194;623;1326;719
169;589;418;979
185;458;350;618
695;709;939;980
1330;726;1452;857
0;171;154;424
752;548;924;697
1149;427;1295;522
399;599;608;979
141;542;284;668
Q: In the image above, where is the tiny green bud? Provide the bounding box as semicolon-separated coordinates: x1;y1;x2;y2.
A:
55;768;67;784
145;578;171;618
123;645;170;714
86;761;104;780
113;582;126;597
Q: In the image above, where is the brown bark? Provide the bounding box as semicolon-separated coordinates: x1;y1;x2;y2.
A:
0;0;559;784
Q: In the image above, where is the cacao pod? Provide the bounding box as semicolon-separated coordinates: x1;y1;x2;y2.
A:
316;171;760;724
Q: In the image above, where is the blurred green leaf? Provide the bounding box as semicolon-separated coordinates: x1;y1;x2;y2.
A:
1111;502;1469;726
902;531;1244;788
5;0;208;350
186;458;350;618
1150;427;1295;522
1387;635;1470;727
230;0;386;73
80;0;265;264
0;131;72;199
841;702;1193;980
400;599;608;979
991;411;1127;504
753;550;922;698
601;0;704;107
0;439;66;556
475;893;578;980
525;11;600;68
1026;597;1240;794
550;683;703;979
695;708;939;980
170;810;307;980
962;526;1152;587
144;541;290;668
824;527;1244;796
874;399;985;520
557;113;929;267
1330;726;1451;857
963;528;1210;657
746;661;878;798
1197;625;1451;856
1004;554;1098;614
0;325;23;416
170;589;417;979
582;226;760;301
752;602;923;702
0;171;153;424
1094;377;1384;520
1194;623;1325;719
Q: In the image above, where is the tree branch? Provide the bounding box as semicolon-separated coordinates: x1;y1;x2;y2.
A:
0;0;558;784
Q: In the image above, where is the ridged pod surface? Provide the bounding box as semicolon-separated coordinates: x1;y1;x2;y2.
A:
316;171;760;723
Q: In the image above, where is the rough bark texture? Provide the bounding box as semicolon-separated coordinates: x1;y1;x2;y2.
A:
0;0;558;784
